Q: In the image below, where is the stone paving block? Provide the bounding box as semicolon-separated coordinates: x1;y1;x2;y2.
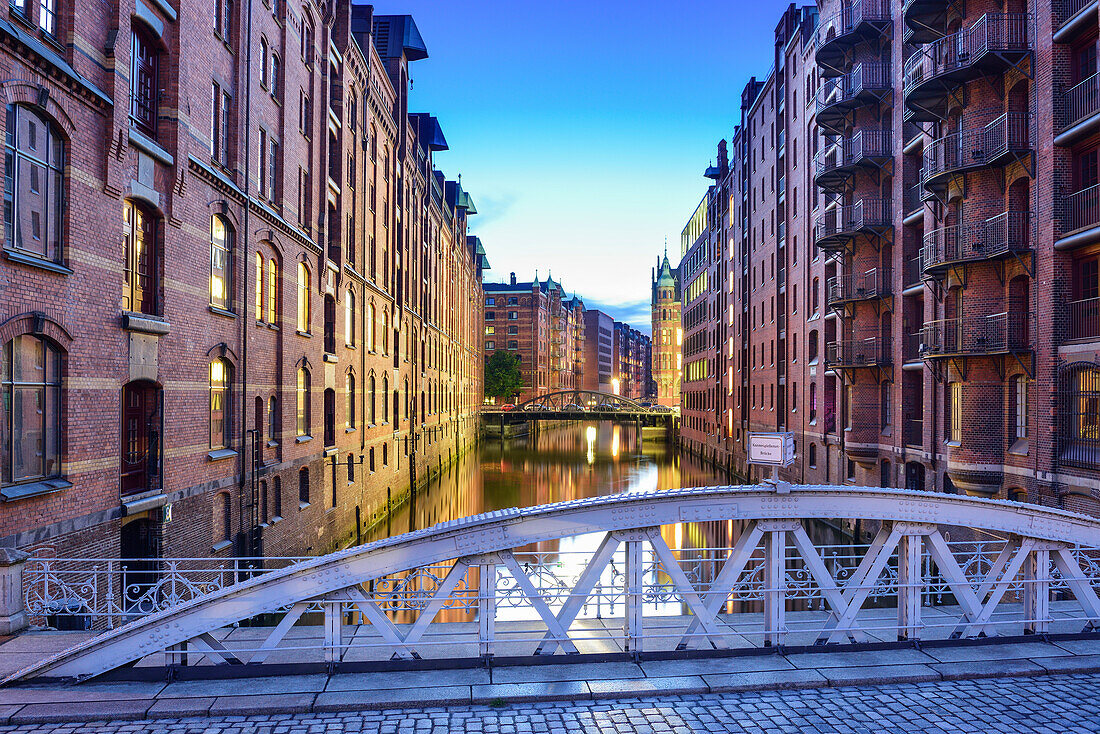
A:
147;696;216;718
820;663;941;686
314;686;471;711
587;675;708;699
9;698;154;724
471;681;591;703
1052;638;1100;656
931;659;1048;681
639;654;793;677
0;680;167;705
159;673;327;698
922;642;1073;664
491;661;643;684
702;668;828;692
207;692;316;716
326;667;490;691
1031;653;1100;675
785;648;937;669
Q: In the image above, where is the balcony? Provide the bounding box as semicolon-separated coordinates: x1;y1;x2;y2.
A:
1068;296;1100;341
1058;185;1100;249
816;0;892;77
813;130;893;194
919;312;1030;358
827;267;892;306
826;337;892;368
1058;74;1100;146
902;14;1033;122
813;198;893;254
903;256;924;290
902;0;952;44
1055;0;1098;40
816;63;892;136
903;415;923;447
902;331;922;363
920;211;1032;276
921;113;1032;194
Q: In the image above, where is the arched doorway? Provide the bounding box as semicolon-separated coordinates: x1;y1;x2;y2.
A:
905;462;925;492
121;381;162;497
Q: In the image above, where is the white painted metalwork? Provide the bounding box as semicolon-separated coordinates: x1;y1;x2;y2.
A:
6;485;1100;683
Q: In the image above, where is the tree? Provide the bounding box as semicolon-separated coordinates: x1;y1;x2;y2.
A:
485;350;523;402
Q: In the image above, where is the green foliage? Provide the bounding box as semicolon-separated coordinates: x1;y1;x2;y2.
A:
485;350;523;401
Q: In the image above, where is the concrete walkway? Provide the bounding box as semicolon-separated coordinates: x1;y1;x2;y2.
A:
1;635;1100;724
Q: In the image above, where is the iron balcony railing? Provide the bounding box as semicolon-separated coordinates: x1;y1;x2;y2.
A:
827;267;891;304
814;197;892;247
817;0;892;49
1068;296;1100;341
1061;184;1100;236
903;255;923;288
921;113;1032;189
814;130;893;188
1057;0;1096;27
903;415;923;447
920;312;1031;357
903;331;922;362
817;62;892;118
1061;73;1100;132
920;211;1032;274
826;337;892;368
903;13;1033;95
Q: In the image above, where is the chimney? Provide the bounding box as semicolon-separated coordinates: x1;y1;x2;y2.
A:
510;272;516;286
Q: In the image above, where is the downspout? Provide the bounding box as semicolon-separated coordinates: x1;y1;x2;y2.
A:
237;0;255;554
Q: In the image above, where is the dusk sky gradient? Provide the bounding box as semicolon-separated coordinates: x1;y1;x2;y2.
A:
370;0;794;332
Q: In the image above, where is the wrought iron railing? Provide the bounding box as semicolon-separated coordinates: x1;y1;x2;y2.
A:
815;198;892;244
921;113;1032;186
1061;73;1100;131
817;0;892;49
815;130;893;181
1061;184;1100;235
920;312;1030;356
1056;0;1096;27
817;62;892;116
903;13;1033;94
1069;296;1100;341
827;267;891;303
826;337;892;367
920;210;1032;272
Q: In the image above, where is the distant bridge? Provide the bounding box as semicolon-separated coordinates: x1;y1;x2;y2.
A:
7;485;1100;683
482;390;675;425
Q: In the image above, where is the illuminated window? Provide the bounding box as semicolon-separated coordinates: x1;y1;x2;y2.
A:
297;262;310;332
210;216;233;311
209;358;230;449
948;382;962;443
267;258;279;323
122;200;159;315
296;367;310;436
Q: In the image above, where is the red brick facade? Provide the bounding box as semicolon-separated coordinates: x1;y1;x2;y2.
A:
0;3;487;560
651;253;682;407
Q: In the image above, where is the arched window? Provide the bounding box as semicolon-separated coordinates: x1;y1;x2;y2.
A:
345;370;356;429
213;491;231;543
367;302;376;351
298;466;309;504
301;15;314;64
267;257;279;323
1061;365;1100;465
210;216;233;311
5;104;64;262
323;294;336;353
382;374;389;422
808;330;819;362
267;395;278;442
345;288;355;347
123;200;160;315
948;382;962;443
260;38;269;87
130;23;160;138
209;358;230;449
369;373;376;425
255;252;263;321
270;53;280;98
297;262;310;332
403;377;409;420
296;367;310;436
2;335;62;486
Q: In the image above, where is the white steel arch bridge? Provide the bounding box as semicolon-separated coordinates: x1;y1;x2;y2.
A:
6;485;1100;684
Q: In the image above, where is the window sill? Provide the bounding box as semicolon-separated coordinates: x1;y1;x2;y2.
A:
323;353;338;363
345;344;357;350
211;540;233;553
128;128;174;166
296;435;313;444
945;441;961;448
1;477;71;502
1008;439;1029;457
3;249;72;275
122;312;170;335
267;440;279;448
208;448;238;461
298;502;310;511
297;330;312;338
345;427;356;433
270;515;283;524
323;447;338;457
268;323;280;331
209;305;238;320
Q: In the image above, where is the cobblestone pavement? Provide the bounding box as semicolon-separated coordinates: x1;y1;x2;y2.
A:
3;672;1099;733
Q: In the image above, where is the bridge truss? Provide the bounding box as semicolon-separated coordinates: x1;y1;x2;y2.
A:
7;485;1100;683
511;390;647;412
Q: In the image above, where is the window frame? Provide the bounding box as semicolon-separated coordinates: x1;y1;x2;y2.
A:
130;23;160;139
1;334;62;487
4;104;64;264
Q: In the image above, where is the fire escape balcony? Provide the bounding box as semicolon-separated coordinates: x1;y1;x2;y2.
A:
1055;0;1099;42
826;337;892;369
919;312;1031;359
902;0;956;44
813;130;893;194
902;14;1033;122
1057;184;1100;249
813;197;893;255
816;0;893;78
1057;73;1100;146
827;267;892;306
816;63;892;136
919;211;1033;277
920;113;1033;195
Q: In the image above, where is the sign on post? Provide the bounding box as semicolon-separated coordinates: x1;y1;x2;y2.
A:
748;432;796;468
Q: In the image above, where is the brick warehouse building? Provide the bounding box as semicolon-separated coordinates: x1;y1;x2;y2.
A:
675;0;1100;515
0;2;488;561
651;251;682;408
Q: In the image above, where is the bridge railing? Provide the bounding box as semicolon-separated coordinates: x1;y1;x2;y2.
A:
8;486;1100;682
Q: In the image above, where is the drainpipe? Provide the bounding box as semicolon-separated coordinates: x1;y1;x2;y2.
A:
237;0;255;556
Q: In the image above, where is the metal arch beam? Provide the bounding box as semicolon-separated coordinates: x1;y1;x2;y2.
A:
9;485;1100;683
513;390;647;411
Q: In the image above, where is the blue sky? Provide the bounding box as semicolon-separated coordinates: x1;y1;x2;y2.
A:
370;0;795;332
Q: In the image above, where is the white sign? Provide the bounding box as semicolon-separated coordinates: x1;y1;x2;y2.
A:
748;432;795;467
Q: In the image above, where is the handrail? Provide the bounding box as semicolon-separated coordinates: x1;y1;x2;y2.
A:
921;112;1032;185
903;13;1033;93
920;210;1032;271
920;311;1031;356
